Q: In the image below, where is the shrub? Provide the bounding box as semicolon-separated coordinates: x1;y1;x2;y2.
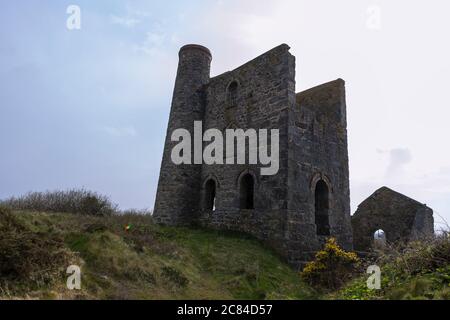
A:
335;232;450;300
373;232;450;276
0;206;72;291
1;189;117;216
398;234;450;274
301;238;360;290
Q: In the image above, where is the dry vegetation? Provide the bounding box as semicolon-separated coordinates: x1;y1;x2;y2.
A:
332;233;450;300
0;190;449;300
0;191;312;299
1;189;118;216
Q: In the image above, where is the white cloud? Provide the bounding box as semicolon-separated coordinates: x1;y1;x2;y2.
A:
101;126;138;137
385;148;412;179
110;15;141;28
124;3;152;18
133;32;167;55
109;3;154;28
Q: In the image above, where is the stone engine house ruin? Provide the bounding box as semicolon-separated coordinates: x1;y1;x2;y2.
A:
153;44;353;268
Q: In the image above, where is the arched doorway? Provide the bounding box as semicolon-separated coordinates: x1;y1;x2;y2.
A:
204;179;216;211
240;173;254;209
373;229;386;248
314;180;330;236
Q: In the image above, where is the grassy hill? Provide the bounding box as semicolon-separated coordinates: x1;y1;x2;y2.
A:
1;195;449;300
0;208;315;300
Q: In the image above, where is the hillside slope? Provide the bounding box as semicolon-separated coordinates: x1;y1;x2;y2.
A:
1;207;448;300
0;209;315;300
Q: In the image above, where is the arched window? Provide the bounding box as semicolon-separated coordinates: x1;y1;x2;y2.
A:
314;180;330;236
204;179;216;211
227;81;238;107
240;173;254;209
373;229;386;248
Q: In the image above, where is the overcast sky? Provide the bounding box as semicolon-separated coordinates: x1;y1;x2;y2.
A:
1;0;449;230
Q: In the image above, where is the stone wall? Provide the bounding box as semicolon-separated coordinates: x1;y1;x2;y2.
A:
352;187;434;251
198;44;294;257
154;43;354;269
284;80;353;266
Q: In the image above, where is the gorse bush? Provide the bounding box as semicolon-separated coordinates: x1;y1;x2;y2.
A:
1;189;118;216
301;238;360;290
0;206;72;291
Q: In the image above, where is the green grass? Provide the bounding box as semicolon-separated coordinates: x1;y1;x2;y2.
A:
330;250;450;300
1;209;448;300
331;265;450;300
1;210;315;300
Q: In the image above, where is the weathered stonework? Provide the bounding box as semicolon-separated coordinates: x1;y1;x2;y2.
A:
352;187;434;252
154;44;353;269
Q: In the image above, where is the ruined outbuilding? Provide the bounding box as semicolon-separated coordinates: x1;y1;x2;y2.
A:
352;187;434;251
